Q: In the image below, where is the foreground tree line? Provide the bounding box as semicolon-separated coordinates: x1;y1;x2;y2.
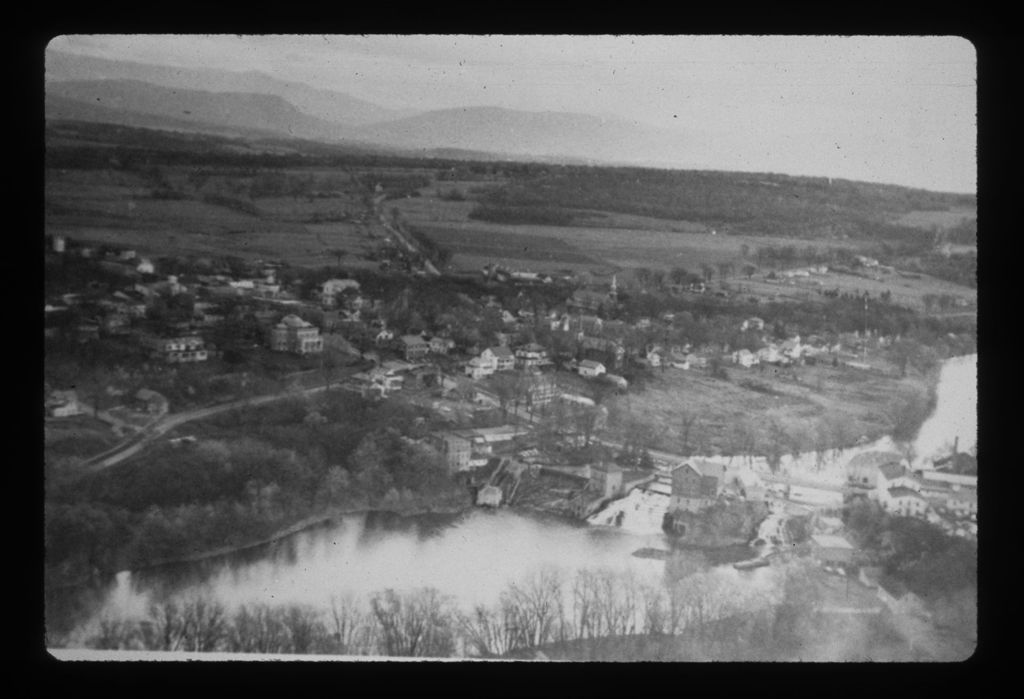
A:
56;561;959;661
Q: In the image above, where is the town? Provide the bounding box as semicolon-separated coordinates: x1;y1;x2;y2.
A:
45;215;976;656
43;34;977;660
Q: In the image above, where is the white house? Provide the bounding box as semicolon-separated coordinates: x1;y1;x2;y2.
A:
515;343;549;369
882;486;928;517
577;360;606;378
740;317;765;332
466;353;497;380
46;390;83;418
731;349;759;368
136;258;155;275
485;346;516;372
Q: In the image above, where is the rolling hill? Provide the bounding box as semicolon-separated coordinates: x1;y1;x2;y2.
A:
45;50;414;127
47;79;351;142
350;106;702;168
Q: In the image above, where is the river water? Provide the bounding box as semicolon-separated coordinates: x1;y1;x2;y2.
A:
54;355;977;644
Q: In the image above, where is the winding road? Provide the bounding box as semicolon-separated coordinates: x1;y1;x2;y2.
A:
78;369;365;475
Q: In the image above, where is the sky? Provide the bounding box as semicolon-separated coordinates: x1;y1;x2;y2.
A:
47;35;977;193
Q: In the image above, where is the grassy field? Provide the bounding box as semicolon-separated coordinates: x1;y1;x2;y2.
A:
723;268;976;311
603;359;931;457
45;167;382;267
893;207;976;231
391;188;868;273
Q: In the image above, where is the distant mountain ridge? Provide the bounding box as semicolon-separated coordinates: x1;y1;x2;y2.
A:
45;50;414;127
48;79;351;142
349;106;700;168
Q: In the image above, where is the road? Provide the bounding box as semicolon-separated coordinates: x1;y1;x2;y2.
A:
373;194;440;276
79;370;364;474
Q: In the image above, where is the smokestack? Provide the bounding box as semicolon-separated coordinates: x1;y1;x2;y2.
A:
952;436;959;456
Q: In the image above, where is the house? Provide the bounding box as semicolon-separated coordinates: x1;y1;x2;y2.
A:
400;335;431;361
484;346;515;372
347;368;403;398
810;534;856;568
429;336;455;355
430;431;474;472
45;390;83;418
883;486;928;517
515;343;549;369
669;460;724;513
945;489;978;517
136;258;155;275
134;388;167;415
846;451;907;489
731;349;759;368
741;317;765;332
577;360;606;378
588;462;624;500
143;334;208;363
877;576;930;620
756;345;783;364
269;314;324;355
877;462;921;495
465;354;497;380
374;327;395;346
321;279;361;307
523;375;558;409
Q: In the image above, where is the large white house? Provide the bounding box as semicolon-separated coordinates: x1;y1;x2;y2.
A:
466;353;497;379
577;360;606;378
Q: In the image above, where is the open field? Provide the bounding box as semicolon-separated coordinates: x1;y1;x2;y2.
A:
407;219;862;274
45;167;382;267
723;268;976;311
893;207;976;231
603;360;931;457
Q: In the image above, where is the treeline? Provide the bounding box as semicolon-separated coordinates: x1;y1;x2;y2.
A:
63;557;964;660
477;167;973;241
46;392;467;582
469;204;577;226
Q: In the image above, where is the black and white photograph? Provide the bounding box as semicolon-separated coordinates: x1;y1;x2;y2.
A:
43;34;977;662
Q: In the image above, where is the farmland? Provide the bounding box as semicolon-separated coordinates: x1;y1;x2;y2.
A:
45;165;381;268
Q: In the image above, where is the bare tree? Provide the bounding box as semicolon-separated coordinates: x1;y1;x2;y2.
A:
142;600;186;651
281;604;327;654
329;594;372;655
458;604;518;658
228;604;288;654
370;588;456;658
501;570;565;649
179;595;228;652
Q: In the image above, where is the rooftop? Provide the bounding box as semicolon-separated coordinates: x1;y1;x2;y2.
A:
879;463;908;480
811;534;854;549
888;486;925;499
847;451;904;470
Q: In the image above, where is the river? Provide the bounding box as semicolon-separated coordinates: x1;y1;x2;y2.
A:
52;355;976;646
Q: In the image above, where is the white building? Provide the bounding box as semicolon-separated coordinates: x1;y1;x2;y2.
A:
577;360;606;378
